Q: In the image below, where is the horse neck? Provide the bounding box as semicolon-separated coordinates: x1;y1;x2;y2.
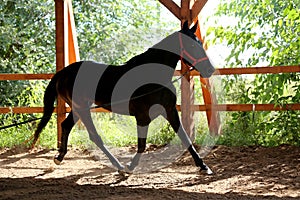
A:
145;48;179;69
124;49;179;72
150;32;180;69
124;32;180;71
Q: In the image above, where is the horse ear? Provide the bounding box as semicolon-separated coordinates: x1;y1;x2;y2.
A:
190;21;198;33
182;20;189;31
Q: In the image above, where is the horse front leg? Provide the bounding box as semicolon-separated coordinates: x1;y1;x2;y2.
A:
54;111;79;165
166;108;213;175
125;124;149;173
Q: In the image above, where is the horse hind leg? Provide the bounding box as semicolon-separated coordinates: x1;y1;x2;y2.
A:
54;111;79;165
77;110;125;171
166;107;213;175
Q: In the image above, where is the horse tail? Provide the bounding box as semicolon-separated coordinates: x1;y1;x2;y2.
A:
32;75;58;147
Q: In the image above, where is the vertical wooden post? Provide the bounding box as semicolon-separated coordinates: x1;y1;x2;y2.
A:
179;0;220;136
55;0;66;148
55;0;79;147
67;0;80;64
180;0;195;138
191;2;221;135
200;77;221;135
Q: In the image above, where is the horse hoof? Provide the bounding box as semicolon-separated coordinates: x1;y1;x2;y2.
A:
200;166;213;175
117;169;130;177
124;165;134;174
54;158;61;165
117;166;133;176
53;156;62;165
117;169;125;176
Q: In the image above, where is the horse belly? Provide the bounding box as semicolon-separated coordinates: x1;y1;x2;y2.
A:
94;100;133;116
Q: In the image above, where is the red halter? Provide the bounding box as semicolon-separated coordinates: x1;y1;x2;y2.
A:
179;33;208;70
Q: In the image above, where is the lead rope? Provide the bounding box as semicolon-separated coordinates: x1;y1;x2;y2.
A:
0;67;195;132
91;66;196;110
2;34;212;130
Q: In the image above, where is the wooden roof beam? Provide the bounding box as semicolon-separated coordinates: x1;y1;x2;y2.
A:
158;0;208;24
180;0;190;22
191;0;208;21
158;0;181;20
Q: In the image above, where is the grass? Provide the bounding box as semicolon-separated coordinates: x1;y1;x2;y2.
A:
0;112;204;148
0;111;299;149
0;115;57;149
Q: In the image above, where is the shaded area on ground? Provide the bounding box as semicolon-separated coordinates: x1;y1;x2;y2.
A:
0;145;299;199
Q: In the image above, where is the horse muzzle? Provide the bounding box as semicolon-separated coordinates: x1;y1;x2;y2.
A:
194;58;215;78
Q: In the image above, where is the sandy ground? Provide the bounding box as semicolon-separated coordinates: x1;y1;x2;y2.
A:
0;145;299;200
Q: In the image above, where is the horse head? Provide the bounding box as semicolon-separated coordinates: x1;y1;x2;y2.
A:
179;21;215;78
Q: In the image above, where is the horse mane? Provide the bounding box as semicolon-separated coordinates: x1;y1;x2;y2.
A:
124;32;179;67
125;49;154;66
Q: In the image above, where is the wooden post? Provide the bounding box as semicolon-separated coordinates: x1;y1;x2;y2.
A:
180;0;222;138
67;0;80;64
55;0;66;148
55;0;79;147
191;2;221;135
180;0;195;137
159;0;210;138
200;77;221;135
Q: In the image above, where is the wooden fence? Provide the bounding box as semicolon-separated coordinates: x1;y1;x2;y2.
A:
1;65;299;115
0;0;299;146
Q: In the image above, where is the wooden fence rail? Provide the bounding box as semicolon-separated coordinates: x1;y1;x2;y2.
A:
0;74;54;81
0;65;300;81
1;65;299;81
1;103;300;115
0;65;299;115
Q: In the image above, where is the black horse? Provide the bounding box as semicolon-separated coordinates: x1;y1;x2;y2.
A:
32;21;215;174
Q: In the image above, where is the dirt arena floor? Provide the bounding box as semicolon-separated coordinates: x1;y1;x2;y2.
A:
0;145;299;200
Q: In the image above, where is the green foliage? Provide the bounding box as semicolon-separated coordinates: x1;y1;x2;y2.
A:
218;109;300;147
207;0;300;102
73;0;170;64
2;0;298;148
148;123;176;146
0;0;55;110
0;0;175;148
207;0;299;66
215;75;300;146
0;1;54;147
69;113;137;148
0;114;33;147
0;113;57;148
205;0;300;146
0;1;55;74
